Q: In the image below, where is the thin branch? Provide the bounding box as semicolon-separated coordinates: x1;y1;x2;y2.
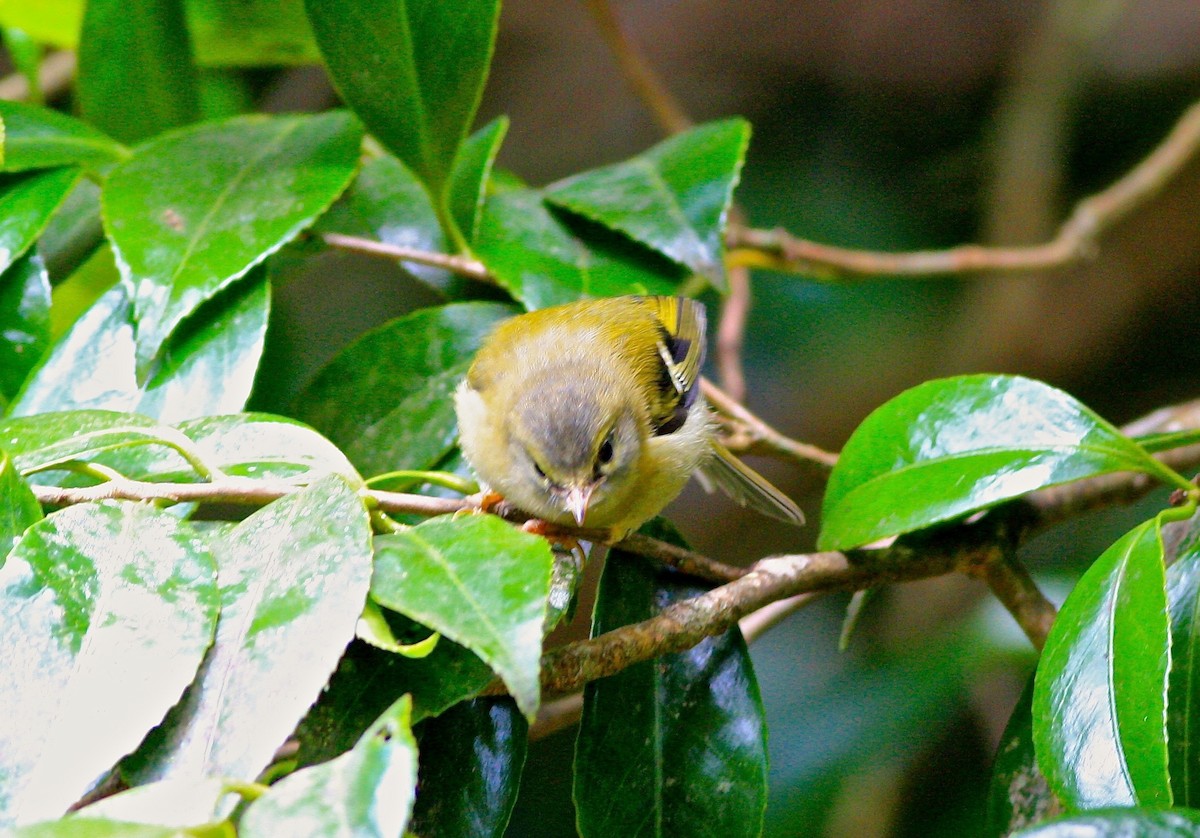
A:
966;548;1056;651
582;0;692;136
320;232;493;283
725;99;1200;280
701;378;839;474
717;244;752;404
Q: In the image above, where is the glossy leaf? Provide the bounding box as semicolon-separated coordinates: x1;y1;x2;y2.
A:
546;118;750;288
77;0;200;145
819;375;1179;550
10;274;269;422
574;519;768;838
0;450;41;556
0;251;50;400
371;515;553;720
0;409;203;479
175;413;360;484
0;168;80;277
240;695;417;838
0;502;219;824
304;0;500;193
314;153;448;289
0;100;126;173
1008;807;1200;836
448;116;507;245
123;475;373;785
294;637;493;768
474;187;684;310
985;676;1059;838
187;0;319;67
296;302;514;477
1167;515;1200;806
1033;518;1172;810
2;820;199;838
102;111;362;376
409;698;527;838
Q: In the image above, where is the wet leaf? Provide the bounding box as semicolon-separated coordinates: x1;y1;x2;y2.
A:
0;251;50;401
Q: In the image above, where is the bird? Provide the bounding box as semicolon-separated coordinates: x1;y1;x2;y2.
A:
454;295;804;540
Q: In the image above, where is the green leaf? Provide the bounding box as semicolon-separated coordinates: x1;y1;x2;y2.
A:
546;118;750;288
0;502;219;824
2;28;44;106
0;168;81;276
10;274;269;422
1;819;201;838
819;375;1180;551
1008;807;1200;836
1033;517;1172;810
0;450;41;556
474;187;685;310
0;409;205;479
294;637;493;768
574;519;768;838
985;675;1059;838
0;251;50;401
0;101;125;174
371;515;553;721
77;0;200;145
74;777;236;829
240;695;417;838
314;153;448;290
357;599;440;657
187;0;319;67
101;111;362;377
1167;515;1200;807
409;698;526;838
123;475;373;785
304;0;500;194
175;413;360;483
0;2;82;49
448;116;507;245
296;301;515;477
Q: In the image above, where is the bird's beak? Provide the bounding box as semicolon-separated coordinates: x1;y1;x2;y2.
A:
563;484;595;526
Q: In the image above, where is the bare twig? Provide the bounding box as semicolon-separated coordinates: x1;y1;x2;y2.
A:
725;100;1200;280
319;232;493;282
582;0;692;136
702;378;839;474
717;251;751;403
962;546;1056;650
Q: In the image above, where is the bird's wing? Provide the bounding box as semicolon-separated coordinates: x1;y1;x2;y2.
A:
643;296;706;435
698;440;806;525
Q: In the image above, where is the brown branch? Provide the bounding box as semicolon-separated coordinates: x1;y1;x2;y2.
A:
725;99;1200;280
717;245;752;404
582;0;692;136
319;232;493;283
966;549;1056;651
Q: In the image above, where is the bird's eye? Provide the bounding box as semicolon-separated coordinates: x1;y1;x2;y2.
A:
597;435;614;466
532;459;548;480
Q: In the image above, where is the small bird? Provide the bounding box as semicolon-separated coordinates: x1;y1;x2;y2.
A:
454;295;804;539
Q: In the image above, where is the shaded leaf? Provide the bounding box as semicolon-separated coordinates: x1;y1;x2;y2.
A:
0;502;219;824
984;675;1061;838
188;0;319;67
296;301;514;477
574;519;768;838
240;695;417;838
546;118;750;288
0;450;41;556
10;273;269;422
102;111;362;376
123;475;373;785
0;251;50;400
1033;518;1172;809
1167;514;1200;807
1008;807;1200;837
357;599;440;657
474;187;685;310
819;375;1179;550
77;0;200;145
448;116;507;245
410;698;526;838
0;100;126;173
0;168;80;277
304;0;500;193
371;515;553;720
294;637;493;768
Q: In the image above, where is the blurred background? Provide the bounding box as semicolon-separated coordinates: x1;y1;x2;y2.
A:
13;0;1200;834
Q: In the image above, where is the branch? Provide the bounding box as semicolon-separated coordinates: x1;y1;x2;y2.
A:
701;378;839;474
725;99;1200;280
319;232;493;283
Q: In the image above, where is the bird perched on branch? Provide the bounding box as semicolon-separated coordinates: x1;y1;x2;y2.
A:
455;295;804;540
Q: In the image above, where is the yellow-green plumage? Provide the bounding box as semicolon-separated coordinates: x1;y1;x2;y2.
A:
455;295;803;538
